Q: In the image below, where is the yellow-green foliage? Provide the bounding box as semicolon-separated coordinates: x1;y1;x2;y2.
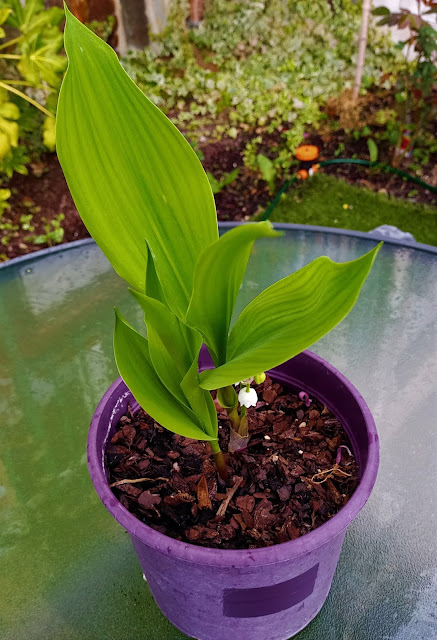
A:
0;0;66;183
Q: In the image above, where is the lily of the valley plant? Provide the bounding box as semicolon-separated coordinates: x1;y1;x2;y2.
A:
57;10;380;480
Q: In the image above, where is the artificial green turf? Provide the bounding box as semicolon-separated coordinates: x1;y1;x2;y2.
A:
261;173;437;246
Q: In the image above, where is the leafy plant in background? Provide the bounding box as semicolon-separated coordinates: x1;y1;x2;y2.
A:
57;11;381;479
256;153;276;193
0;185;9;212
124;0;405;183
367;138;379;164
0;0;66;190
25;212;64;246
0;196;65;252
206;168;239;194
86;15;115;43
373;1;437;166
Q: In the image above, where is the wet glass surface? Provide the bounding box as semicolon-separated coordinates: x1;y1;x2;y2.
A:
1;228;436;640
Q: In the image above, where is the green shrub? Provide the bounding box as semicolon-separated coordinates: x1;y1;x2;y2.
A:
0;0;66;189
124;0;405;179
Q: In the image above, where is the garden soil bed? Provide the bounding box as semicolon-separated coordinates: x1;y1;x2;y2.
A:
313;133;437;207
2;127;435;262
0;154;88;262
106;375;358;550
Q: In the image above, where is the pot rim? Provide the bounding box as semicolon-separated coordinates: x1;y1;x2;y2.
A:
87;350;379;568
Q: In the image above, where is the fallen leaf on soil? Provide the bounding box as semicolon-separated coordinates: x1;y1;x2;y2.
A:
138;491;161;510
197;475;212;509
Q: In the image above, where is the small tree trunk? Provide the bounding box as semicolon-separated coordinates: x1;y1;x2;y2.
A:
113;0;149;55
353;0;372;100
145;0;171;34
190;0;204;25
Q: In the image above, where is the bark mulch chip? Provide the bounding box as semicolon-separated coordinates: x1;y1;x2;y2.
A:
106;376;358;549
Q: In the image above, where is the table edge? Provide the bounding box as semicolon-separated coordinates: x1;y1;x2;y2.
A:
1;222;436;273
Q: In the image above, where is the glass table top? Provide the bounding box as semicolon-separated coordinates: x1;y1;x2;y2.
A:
1;225;436;640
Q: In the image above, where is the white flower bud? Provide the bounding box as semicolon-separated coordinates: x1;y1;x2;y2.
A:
238;387;258;408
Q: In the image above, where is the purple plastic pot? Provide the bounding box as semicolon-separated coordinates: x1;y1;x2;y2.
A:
87;349;379;640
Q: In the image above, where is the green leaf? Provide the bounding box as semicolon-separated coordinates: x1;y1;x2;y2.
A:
128;291;216;440
199;244;382;389
207;169;239;194
186;222;282;364
180;354;218;439
206;172;222;194
145;242;166;303
0;188;11;201
18;40;66;89
0;8;12;26
372;6;390;15
0;102;20;120
367;138;379;164
113;309;214;441
256;153;275;191
375;16;391;26
57;9;218;315
43;116;56;151
221;168;239;188
129;290;201;405
217;385;238;409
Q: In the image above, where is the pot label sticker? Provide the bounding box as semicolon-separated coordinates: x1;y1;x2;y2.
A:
223;563;319;618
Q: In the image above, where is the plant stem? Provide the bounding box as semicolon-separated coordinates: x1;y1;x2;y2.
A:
213;450;228;481
239;406;248;437
0;81;53;117
0;36;22;51
227;405;240;431
217;385;241;431
210;439;228;481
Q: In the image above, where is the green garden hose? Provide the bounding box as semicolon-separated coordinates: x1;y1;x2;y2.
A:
261;176;299;221
261;158;437;221
321;159;437;193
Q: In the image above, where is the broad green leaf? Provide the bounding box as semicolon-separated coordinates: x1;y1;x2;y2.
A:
129;290;201;405
57;9;218;314
181;354;218;439
145;242;166;304
129;291;216;439
113;309;214;441
200;244;382;389
186;222;282;364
